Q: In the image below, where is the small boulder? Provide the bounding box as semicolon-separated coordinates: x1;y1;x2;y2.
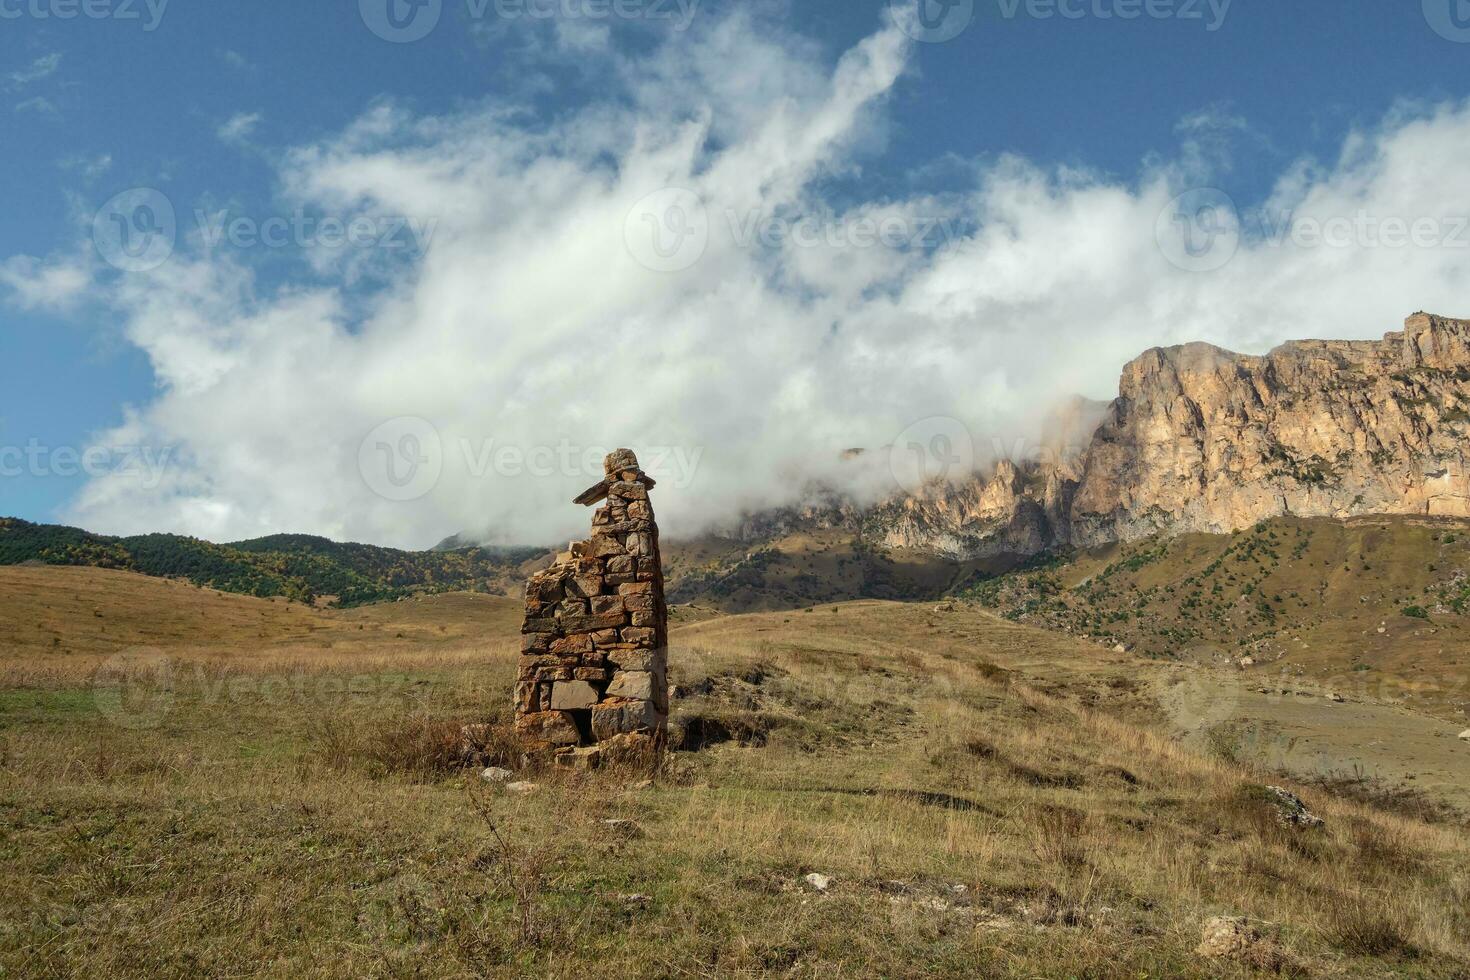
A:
1459;729;1470;742
505;781;540;795
554;746;601;771
1196;916;1287;971
934;601;957;613
1265;786;1324;828
480;766;514;783
803;872;833;893
1113;644;1127;654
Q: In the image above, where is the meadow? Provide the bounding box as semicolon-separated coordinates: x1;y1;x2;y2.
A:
2;566;1468;977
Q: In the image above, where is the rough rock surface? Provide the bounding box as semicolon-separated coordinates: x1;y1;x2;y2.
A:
1196;916;1287;971
516;449;668;759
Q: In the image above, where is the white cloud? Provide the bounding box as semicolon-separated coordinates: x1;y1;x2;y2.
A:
14;96;60;117
0;254;92;312
217;111;262;144
11;10;1470;548
219;50;253;71
7;52;60;87
59;153;113;182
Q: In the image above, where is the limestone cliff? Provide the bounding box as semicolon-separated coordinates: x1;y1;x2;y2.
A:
731;313;1470;560
1068;312;1470;547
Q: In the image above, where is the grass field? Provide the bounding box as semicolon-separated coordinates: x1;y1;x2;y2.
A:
2;566;1469;977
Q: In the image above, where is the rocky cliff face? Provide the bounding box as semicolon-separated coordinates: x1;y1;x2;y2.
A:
732;313;1470;559
1068;312;1470;547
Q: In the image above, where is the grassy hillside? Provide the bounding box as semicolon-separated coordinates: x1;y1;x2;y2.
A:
967;516;1470;722
663;528;1012;612
0;518;544;607
1;566;1467;976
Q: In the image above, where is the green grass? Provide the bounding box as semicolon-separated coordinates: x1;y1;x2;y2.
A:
2;592;1469;977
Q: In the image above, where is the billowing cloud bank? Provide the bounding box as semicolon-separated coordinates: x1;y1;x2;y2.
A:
12;10;1470;548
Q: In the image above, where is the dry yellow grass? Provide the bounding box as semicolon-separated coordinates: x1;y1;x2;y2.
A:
1;569;1468;977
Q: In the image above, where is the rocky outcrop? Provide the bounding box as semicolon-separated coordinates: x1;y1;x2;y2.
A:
1068;312;1470;547
729;312;1470;560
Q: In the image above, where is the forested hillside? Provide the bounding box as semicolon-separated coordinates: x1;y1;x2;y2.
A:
0;518;544;606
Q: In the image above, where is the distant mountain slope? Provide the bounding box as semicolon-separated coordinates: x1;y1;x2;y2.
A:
0;519;544;607
965;514;1470;722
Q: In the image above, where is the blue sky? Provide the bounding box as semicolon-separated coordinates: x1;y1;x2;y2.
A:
3;0;1470;545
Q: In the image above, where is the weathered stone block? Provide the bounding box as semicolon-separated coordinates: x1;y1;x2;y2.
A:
630;610;657;627
574;667;610;682
521;632;552;654
591;699;665;739
554;746;601;771
618;581;653;595
550;680;600;711
556;598;589;617
590;595;625;615
562;611;628;633
515;710;580;747
606;648;662;672
606;670;665;703
521;618;558;635
609;480;648;501
550;634;593;655
620;626;657;645
588;535;625;558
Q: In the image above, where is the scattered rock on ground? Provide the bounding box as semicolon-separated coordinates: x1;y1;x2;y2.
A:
803;873;833;892
505;781;540;795
934;601;957;613
480;766;514;783
1460;729;1470;742
1265;786;1324;828
1196;916;1288;971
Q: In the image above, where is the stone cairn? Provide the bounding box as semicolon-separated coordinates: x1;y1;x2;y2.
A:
516;449;668;767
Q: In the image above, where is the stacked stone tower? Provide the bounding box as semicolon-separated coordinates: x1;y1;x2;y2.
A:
515;449;668;765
